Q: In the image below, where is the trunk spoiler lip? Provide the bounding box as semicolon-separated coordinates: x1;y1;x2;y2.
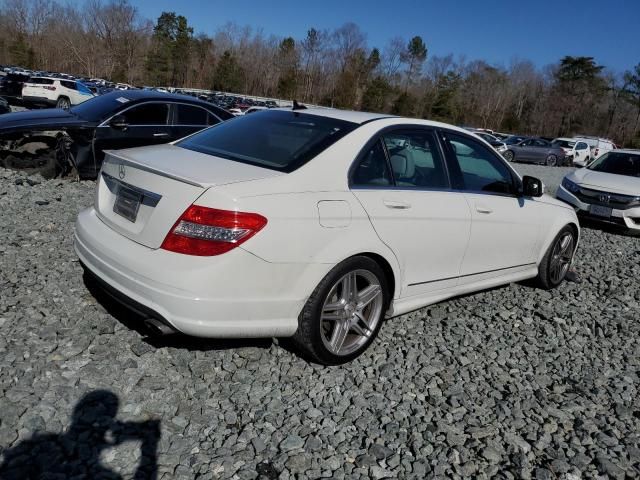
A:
104;150;205;188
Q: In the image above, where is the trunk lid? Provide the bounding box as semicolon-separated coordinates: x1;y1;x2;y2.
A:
96;144;283;248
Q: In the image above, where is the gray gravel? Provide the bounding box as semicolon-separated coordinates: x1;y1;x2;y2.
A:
1;165;639;479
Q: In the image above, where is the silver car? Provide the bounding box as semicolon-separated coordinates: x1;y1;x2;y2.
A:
503;137;568;166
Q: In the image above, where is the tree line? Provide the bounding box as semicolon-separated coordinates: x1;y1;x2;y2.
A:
1;0;639;146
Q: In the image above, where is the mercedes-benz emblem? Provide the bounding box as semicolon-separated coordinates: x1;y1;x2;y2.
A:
598;194;610;203
118;164;126;180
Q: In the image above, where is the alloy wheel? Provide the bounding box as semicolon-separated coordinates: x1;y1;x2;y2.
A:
546;155;557;167
549;232;574;284
319;269;383;356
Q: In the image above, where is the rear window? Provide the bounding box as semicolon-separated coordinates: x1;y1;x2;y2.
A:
27;78;54;85
552;139;575;148
177;110;357;172
588;151;640;177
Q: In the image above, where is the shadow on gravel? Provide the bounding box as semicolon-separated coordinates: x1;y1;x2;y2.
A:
0;390;160;480
83;271;275;353
578;218;639;238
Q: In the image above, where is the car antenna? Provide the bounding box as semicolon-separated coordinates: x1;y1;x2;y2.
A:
292;100;307;111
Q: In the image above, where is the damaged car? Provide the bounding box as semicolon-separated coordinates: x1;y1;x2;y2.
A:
0;90;233;178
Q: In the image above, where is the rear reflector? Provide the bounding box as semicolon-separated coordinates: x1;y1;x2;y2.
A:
161;205;267;256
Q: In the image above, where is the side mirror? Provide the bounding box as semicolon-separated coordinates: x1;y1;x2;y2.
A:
522;175;543;197
109;114;128;130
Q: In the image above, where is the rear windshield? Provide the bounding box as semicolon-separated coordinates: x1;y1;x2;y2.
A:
588;151;640;177
177;110;357;172
552;139;575;148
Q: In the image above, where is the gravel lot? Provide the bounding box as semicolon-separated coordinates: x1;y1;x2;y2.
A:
0;164;639;479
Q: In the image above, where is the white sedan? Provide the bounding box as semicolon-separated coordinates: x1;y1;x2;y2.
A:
74;108;580;364
557;149;640;232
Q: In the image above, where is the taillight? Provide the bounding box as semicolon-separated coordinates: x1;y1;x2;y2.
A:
161;205;267;256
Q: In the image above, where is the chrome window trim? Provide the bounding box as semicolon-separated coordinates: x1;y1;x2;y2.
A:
98;100;222;128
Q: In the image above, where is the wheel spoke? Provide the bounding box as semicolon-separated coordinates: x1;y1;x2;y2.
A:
329;320;350;353
356;284;381;310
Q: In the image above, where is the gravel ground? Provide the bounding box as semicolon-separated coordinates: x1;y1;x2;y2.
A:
0;165;639;479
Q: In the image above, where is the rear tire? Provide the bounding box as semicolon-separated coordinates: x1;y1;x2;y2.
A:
546;154;558;167
56;96;70;109
292;256;390;365
536;226;576;290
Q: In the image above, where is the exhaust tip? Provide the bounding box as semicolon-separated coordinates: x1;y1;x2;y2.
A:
143;318;176;336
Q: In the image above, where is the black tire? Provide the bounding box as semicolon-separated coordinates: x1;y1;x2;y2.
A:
536;226;577;290
545;154;558;167
504;150;515;162
56;96;70;109
292;256;391;365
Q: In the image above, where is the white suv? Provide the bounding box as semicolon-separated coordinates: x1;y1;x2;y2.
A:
22;77;94;109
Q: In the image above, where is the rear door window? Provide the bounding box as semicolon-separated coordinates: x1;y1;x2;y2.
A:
352;139;393;187
175;104;209;126
122;103;169;126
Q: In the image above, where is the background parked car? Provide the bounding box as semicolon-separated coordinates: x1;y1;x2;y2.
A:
473;131;508;153
22;77;95;109
552;137;591;166
503;137;568;166
573;136;616;162
557;149;640;233
0;90;233;178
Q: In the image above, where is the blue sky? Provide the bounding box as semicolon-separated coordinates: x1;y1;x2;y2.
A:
120;0;639;72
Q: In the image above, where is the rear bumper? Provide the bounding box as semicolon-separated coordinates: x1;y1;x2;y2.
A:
556;185;640;231
22;95;56;106
74;207;328;337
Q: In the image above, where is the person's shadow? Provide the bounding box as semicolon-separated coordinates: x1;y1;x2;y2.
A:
0;390;160;480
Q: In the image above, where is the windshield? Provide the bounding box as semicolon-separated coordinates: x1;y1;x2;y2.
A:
70;92;130;122
552;139;575;149
588;151;640;177
178;110;357;172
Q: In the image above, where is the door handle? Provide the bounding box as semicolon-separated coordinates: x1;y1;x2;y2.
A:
383;200;411;209
153;133;169;137
476;204;493;214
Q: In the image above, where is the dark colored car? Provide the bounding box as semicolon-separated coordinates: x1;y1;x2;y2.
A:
0;90;233;178
0;72;31;104
503;137;568;166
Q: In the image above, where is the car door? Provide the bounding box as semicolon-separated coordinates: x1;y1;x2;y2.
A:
351;128;471;297
441;131;542;281
171;103;221;140
515;139;536;162
94;102;172;155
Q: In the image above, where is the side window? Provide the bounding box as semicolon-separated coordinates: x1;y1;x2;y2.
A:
533;139;548;147
382;130;448;188
60;80;77;90
207;113;221;126
122;103;169;125
520;139;533;146
352;139;392;186
175;104;209;125
445;132;516;195
576;142;588;150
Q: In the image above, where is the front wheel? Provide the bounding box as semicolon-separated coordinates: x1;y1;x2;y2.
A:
503;150;515;162
536;226;577;289
293;256;390;365
546;154;558;167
